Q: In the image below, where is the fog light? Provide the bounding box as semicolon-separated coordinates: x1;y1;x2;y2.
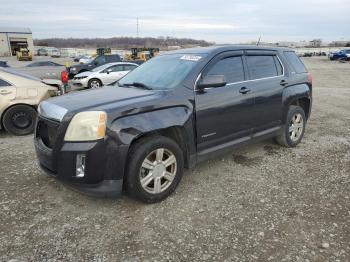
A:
76;154;86;178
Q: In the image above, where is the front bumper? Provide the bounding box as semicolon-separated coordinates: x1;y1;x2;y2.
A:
34;117;125;198
69;78;88;88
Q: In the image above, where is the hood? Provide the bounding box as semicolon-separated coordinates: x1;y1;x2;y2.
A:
40;86;161;121
75;71;93;77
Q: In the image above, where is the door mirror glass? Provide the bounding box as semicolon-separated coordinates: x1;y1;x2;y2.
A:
197;74;226;89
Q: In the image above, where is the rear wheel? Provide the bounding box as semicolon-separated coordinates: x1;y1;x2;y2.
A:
88;78;102;89
275;105;306;147
2;105;37;135
125;136;184;203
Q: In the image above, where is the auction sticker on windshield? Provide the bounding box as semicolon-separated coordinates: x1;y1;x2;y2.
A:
180;55;202;61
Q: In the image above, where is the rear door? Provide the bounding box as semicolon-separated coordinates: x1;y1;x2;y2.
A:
195;51;256;152
243;51;285;134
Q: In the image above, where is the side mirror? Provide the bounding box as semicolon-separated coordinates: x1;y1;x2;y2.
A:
106;69;112;74
197;74;226;90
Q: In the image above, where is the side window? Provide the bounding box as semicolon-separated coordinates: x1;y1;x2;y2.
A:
274;56;283;75
206;56;245;83
109;65;124;72
283;51;307;73
95;56;106;65
0;78;11;87
123;65;137;71
246;55;278;79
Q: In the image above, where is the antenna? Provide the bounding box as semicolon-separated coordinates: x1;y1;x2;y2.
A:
257;36;261;46
136;17;139;38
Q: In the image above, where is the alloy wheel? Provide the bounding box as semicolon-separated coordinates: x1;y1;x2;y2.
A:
139;148;177;194
289;113;304;142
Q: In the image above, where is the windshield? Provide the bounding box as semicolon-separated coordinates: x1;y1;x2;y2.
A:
92;63;112;72
118;54;202;89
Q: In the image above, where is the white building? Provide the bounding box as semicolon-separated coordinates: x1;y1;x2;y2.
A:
0;27;34;57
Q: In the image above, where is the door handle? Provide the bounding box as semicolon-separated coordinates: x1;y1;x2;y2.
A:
239;87;251;94
0;90;11;95
280;80;288;86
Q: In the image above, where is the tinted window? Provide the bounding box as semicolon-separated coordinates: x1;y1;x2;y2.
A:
284;51;307;73
123;65;137;71
207;56;245;83
246;55;278;79
274;56;283;75
94;56;106;65
0;78;11;87
27;62;40;67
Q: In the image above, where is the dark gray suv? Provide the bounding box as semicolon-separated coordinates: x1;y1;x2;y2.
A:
34;45;312;203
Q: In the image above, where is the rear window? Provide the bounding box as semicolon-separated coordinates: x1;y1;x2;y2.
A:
246;55;279;79
284;51;307;73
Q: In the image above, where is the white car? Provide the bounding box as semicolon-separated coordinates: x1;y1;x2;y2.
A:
70;62;138;89
79;56;93;64
51;49;61;58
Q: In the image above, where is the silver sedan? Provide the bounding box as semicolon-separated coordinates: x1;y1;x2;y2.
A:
70;62;138;89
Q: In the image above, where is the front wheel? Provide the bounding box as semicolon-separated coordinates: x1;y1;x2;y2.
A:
125;136;184;203
88;78;102;89
2;105;37;135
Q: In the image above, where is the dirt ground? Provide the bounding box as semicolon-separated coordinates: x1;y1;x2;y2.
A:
0;57;349;261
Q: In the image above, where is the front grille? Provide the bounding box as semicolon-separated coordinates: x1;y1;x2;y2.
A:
36;118;60;149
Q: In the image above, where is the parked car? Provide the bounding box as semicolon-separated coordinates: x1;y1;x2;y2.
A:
71;62;138;89
79;56;93;64
0;68;59;135
69;54;122;78
0;61;9;68
329;49;350;60
73;55;83;62
14;61;66;81
34;45;312;202
37;48;48;56
51;49;61;58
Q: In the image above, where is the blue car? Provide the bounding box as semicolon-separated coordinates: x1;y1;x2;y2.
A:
329;49;350;60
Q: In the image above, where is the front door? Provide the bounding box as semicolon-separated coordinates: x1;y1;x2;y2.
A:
195;51;255;153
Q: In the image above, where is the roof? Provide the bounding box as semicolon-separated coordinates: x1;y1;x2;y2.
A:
164;45;293;55
0;27;32;34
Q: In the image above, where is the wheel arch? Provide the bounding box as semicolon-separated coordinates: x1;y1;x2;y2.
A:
109;107;195;177
282;83;312;122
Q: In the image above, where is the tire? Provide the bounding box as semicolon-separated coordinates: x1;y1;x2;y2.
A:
2;105;37;136
125;136;184;203
88;78;102;89
275;105;306;147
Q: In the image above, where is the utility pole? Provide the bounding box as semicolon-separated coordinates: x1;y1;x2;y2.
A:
136;17;139;38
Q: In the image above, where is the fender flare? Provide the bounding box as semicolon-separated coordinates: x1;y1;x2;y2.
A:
282;83;312;122
106;106;194;180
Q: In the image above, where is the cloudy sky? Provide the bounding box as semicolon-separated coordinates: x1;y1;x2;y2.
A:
1;0;349;43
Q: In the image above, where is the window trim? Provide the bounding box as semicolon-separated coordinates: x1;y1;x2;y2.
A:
194;50;286;91
243;54;285;83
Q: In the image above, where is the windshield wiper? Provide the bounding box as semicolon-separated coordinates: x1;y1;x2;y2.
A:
119;82;153;90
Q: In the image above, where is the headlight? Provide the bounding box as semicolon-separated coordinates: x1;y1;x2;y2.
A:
71;67;77;71
64;111;107;141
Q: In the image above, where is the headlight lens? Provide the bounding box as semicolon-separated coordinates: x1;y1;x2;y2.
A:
64;111;107;141
71;67;76;71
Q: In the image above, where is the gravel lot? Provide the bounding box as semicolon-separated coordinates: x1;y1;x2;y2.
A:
0;57;349;261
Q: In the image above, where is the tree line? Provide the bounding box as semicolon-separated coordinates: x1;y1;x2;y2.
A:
34;36;213;49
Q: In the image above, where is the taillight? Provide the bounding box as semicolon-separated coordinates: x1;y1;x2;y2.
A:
307;72;312;85
61;71;69;84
